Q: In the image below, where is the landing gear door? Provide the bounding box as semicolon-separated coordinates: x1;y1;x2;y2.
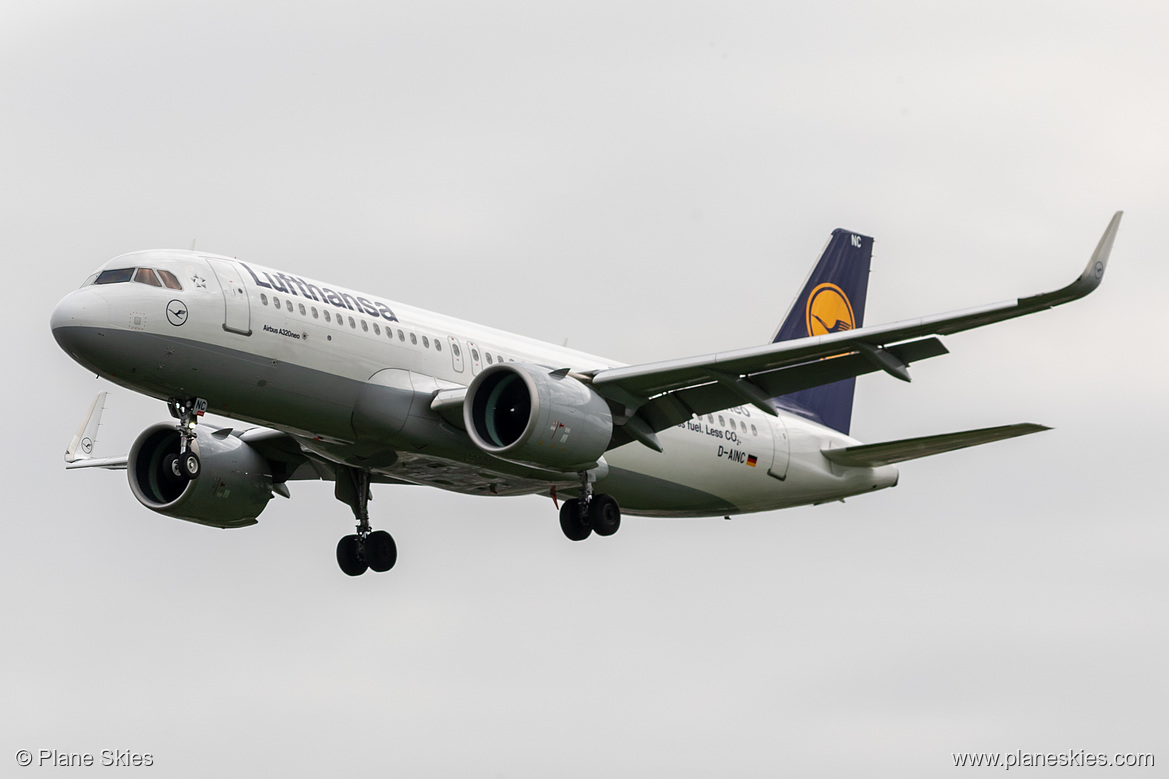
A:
206;259;252;336
767;416;790;481
448;337;465;373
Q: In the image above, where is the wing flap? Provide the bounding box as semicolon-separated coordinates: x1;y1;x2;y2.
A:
821;423;1050;467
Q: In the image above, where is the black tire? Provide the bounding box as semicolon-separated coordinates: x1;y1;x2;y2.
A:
179;451;201;480
589;494;621;537
365;530;397;573
336;534;368;576
559;499;591;541
162;453;187;484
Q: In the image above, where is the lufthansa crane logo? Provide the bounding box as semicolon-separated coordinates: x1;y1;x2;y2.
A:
805;283;855;336
166;299;189;327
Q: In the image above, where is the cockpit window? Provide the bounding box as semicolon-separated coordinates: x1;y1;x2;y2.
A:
93;268;134;285
133;268;162;287
158;270;183;290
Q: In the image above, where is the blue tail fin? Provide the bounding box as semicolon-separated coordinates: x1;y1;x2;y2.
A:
770;228;873;435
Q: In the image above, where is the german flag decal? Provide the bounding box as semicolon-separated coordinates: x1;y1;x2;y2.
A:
747;454;758;467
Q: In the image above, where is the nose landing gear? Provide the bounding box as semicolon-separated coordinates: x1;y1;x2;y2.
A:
166;397;204;481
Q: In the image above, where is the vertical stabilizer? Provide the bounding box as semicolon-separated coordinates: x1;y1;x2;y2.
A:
771;229;873;435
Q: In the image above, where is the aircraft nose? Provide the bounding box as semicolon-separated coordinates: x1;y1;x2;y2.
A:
51;289;109;355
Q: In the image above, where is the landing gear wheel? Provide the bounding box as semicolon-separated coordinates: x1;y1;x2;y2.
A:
179;451;200;480
336;534;368;577
365;530;397;572
589;494;621;537
559;499;592;541
163;453;186;483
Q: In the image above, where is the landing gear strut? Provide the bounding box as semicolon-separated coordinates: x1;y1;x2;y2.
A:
558;471;621;541
335;467;396;576
166;397;204;481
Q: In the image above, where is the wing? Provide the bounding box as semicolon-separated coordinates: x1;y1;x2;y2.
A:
588;212;1121;448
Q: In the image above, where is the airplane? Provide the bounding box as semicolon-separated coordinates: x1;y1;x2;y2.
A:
51;212;1123;576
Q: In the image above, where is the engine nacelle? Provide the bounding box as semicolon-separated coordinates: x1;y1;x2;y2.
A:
127;423;274;528
464;363;613;472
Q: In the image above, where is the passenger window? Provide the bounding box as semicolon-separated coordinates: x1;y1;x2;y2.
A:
312;307;318;319
94;268;134;285
422;336;429;348
452;343;461;357
410;333;417;345
286;300;293;312
323;310;331;322
471;348;480;361
273;296;281;308
348;316;356;328
718;415;725;426
373;323;380;335
361;320;368;332
751;425;758;436
299;303;306;315
261;294;269;306
398;330;405;341
157;269;183;290
486;353;493;365
435;340;442;352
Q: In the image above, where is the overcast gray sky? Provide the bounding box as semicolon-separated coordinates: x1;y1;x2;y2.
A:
3;1;1166;776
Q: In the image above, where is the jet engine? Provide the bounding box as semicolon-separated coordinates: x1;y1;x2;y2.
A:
127;423;275;528
464;363;613;472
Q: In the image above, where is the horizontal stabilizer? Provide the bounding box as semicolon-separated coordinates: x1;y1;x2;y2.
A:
822;423;1050;468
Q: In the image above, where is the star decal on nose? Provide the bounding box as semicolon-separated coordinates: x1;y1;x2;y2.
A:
191;274;207;289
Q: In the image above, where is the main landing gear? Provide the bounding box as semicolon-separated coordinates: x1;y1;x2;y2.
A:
165;397;204;482
334;467;397;577
558;473;622;541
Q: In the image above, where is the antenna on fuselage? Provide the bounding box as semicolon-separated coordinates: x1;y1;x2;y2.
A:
189;239;197;251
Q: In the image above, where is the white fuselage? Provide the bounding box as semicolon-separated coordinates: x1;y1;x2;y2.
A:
51;250;898;517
